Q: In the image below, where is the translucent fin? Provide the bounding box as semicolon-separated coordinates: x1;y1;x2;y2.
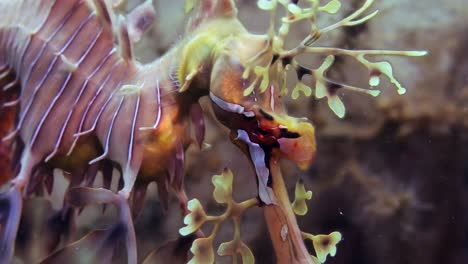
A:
127;0;155;43
142;235;197;264
0;185;23;263
40;225;124;264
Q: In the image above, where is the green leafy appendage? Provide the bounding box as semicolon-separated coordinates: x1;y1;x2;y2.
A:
179;169;258;264
243;0;426;118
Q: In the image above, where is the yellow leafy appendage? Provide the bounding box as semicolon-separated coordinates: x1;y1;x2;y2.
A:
243;0;426;118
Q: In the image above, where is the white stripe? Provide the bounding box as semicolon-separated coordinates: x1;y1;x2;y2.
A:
30;73;72;149
128;93;140;163
89;95;125;164
73;60;123;137
26;10;94;148
15;1;83;140
139;79;161;131
66;47;114;155
45;26;103;161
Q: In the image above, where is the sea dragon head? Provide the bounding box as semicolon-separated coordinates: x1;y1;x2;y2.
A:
208;31;316;204
178;0;315;204
180;0;426;204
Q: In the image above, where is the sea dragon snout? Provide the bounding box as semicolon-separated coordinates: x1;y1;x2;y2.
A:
206;28;317;204
211;92;316;204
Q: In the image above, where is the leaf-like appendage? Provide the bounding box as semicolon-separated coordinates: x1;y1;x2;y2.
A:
303;231;342;263
287;3;302;15
292;180;313;216
179;199;207;236
218;240;255;264
319;0;342;14
238;242;255;264
313;232;342;263
188;237;215;264
243;79;258;96
312;55;346;118
180;170;258;263
252;0;426;119
292;81;312;100
327;96;345;118
212;168;233;204
357;55;407;95
185;0;195;13
217;240;237;256
257;0;277;10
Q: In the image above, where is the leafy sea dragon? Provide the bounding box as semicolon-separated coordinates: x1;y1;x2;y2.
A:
0;0;425;263
177;0;425;263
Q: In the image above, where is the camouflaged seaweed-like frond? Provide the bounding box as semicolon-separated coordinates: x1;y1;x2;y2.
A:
244;0;427;118
291;180;342;264
178;170;344;264
292;179;313;216
179;169;258;264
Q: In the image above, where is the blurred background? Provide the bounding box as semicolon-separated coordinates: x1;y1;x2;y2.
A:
15;0;468;263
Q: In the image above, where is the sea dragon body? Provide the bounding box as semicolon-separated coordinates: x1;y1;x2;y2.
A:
0;0;192;186
0;0;206;262
0;0;313;262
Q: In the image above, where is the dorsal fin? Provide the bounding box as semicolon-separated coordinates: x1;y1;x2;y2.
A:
89;0;112;23
91;0;154;60
117;15;133;60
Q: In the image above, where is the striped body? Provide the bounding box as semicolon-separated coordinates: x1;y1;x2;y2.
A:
0;0;190;187
0;1;199;262
0;0;303;262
